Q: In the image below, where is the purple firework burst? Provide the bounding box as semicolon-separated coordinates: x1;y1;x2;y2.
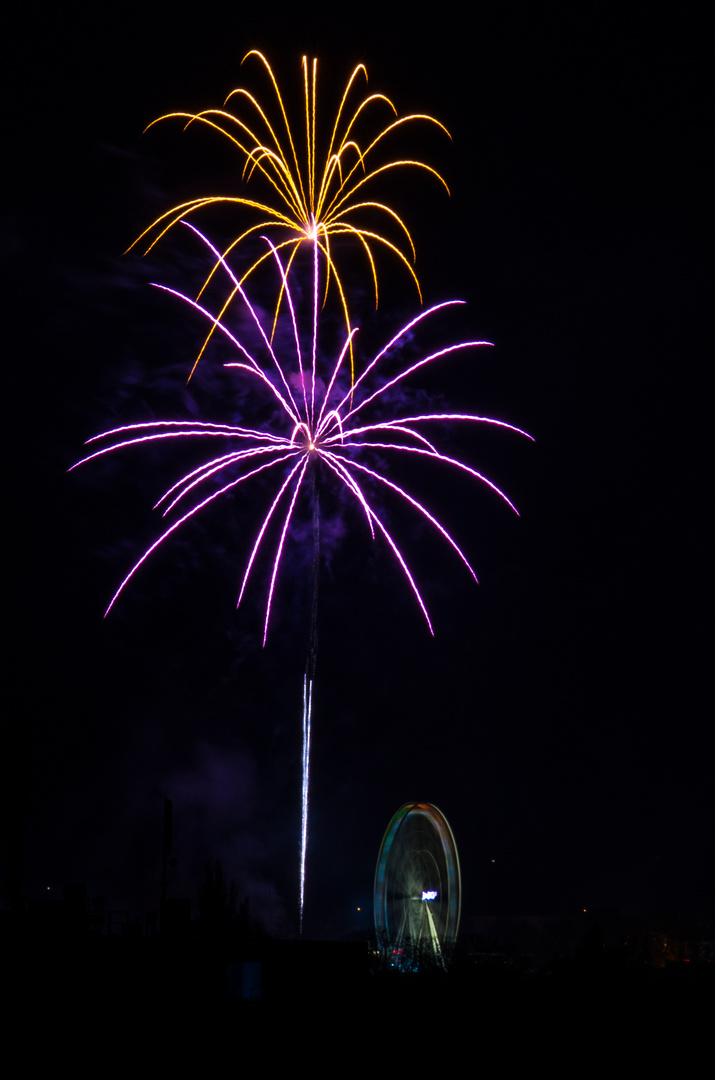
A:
72;222;532;642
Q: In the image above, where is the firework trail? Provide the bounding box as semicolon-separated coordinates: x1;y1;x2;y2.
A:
73;222;532;928
300;460;320;934
131;51;450;381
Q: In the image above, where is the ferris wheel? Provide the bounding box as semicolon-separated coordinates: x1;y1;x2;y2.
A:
374;802;461;968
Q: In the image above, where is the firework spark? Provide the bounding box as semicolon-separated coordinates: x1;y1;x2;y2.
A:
131;51;450;380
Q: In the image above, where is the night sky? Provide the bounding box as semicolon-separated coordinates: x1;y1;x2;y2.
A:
6;4;710;939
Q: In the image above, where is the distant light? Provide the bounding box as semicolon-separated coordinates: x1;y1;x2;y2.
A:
422;890;438;901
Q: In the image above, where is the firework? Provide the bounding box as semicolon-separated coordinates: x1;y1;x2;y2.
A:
74;222;531;932
131;51;450;380
73;222;531;639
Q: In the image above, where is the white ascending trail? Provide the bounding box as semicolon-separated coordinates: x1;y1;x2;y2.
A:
299;674;313;934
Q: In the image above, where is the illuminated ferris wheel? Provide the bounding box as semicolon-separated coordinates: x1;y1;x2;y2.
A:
374;802;461;968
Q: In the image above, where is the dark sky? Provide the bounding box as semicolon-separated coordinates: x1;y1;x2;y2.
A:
6;3;710;938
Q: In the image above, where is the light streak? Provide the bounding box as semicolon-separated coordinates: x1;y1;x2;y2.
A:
130;52;450;381
300;674;312;935
74;223;532;932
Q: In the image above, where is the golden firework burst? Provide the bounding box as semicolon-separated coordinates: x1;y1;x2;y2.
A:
131;51;450;380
